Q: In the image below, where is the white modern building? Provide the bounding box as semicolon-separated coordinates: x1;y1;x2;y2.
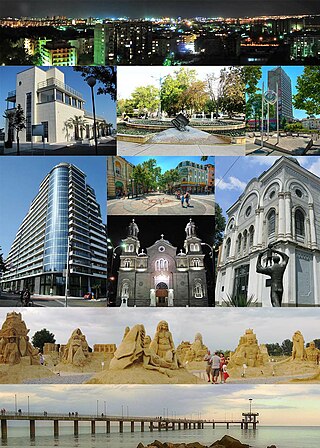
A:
4;67;108;145
216;157;320;306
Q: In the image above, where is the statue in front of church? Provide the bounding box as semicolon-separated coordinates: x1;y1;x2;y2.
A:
185;218;197;238
256;243;289;307
128;219;139;238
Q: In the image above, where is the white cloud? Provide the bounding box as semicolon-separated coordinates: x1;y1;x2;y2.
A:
216;176;247;191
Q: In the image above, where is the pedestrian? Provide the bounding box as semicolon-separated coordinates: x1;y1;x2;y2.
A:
185;191;191;207
203;350;212;382
211;351;221;384
219;353;226;383
181;194;185;208
222;362;230;383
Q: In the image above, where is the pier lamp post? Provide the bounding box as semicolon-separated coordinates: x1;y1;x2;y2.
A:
96;400;99;417
121;405;124;418
14;394;17;415
104;401;107;415
87;76;98;155
27;396;30;415
249;398;253;415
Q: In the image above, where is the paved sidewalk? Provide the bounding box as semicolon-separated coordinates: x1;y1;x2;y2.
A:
108;193;215;215
118;141;245;156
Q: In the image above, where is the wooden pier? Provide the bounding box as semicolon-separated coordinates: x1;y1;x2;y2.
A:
0;412;259;439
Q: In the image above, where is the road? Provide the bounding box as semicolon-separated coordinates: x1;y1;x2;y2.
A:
108;193;215;215
0;292;107;307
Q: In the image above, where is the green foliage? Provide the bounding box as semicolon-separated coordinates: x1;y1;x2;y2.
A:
73;66;116;101
293;66;320;115
132;159;162;193
214;203;226;248
281;339;293;356
32;328;56;353
223;293;258;307
241;66;262;96
159;169;181;192
284;122;307;132
160;68;198;116
265;343;283;357
131;85;160;114
178;80;209;113
3;104;26;154
220;67;245;117
0;247;5;273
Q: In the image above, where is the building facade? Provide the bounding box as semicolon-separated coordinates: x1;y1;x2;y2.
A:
176;160;211;193
116;219;208;307
4;67;105;145
216;157;320;306
107;156;135;199
268;67;293;122
1;163;108;297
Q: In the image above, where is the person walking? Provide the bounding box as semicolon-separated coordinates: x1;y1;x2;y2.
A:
211;351;221;384
219;353;226;383
181;193;185;208
203;350;212;382
185;191;191;207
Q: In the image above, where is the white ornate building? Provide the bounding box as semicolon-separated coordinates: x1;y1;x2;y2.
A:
216;157;320;306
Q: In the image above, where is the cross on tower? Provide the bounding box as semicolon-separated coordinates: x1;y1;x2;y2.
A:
160;234;164;239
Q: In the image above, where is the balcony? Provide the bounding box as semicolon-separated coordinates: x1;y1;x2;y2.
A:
6;90;16;102
37;78;83;99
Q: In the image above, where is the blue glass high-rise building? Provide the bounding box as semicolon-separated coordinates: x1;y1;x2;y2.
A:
1;163;108;297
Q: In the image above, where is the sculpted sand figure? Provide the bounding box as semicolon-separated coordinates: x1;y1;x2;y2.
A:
183;333;208;362
150;320;180;368
305;341;319;363
0;312;39;366
292;330;306;361
229;329;264;368
63;328;90;367
109;324;145;370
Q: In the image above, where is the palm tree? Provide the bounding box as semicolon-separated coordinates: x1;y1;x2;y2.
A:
3;104;26;155
67;115;87;141
63;119;74;142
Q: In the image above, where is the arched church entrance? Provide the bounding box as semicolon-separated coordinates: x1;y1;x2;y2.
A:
156;282;168;306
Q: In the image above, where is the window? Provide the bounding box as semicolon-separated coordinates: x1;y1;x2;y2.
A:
268;210;276;235
192;258;201;267
295;188;303;198
194;282;203;298
124;259;131;268
56;90;63;102
249;226;254;247
243;230;248;253
225;238;231;259
155;258;168;271
237;234;242;254
295;209;305;236
40;89;54;103
245;206;252;217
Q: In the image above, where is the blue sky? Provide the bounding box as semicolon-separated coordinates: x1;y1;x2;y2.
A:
124;156;215;171
215;156;320;219
0;157;106;257
257;66;313;120
0;66;116;129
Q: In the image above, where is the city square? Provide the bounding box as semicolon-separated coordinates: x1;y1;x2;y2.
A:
117;66;245;156
107;156;215;216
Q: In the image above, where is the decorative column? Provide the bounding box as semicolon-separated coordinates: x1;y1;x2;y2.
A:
285;192;292;238
278;192;285;238
309;204;318;249
230;227;238;259
257;208;264;246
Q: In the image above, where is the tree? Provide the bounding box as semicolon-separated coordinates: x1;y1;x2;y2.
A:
66;116;87;140
214;203;226;248
131;85;160;115
241;66;262;96
281;339;293;356
73;66;116;101
32;329;56;353
265;343;282;357
293;66;320;116
160;68;198;116
3;104;26;155
220;67;245;117
159;169;181;193
246;93;262;131
178;81;209;114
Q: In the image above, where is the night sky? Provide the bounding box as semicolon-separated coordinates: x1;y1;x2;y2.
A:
1;1;320;18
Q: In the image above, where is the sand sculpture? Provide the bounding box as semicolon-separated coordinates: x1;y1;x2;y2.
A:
109;322;180;375
62;328;90;367
305;341;320;363
228;329;267;368
177;332;208;363
0;312;40;366
292;330;307;361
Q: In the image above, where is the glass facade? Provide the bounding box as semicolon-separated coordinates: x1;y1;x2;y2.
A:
43;165;69;272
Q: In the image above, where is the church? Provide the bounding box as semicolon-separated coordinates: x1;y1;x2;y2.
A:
116;219;208;306
216;157;320;306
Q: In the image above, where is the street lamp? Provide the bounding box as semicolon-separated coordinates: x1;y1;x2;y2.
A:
249;398;253;414
27;396;30;415
87;76;98;155
97;400;99;417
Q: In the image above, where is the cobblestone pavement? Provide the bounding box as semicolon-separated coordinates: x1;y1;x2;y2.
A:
108;193;215;215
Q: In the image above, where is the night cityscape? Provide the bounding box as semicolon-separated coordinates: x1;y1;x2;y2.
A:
1;13;320;65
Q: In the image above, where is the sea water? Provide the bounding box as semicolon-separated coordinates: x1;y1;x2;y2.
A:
0;424;319;447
